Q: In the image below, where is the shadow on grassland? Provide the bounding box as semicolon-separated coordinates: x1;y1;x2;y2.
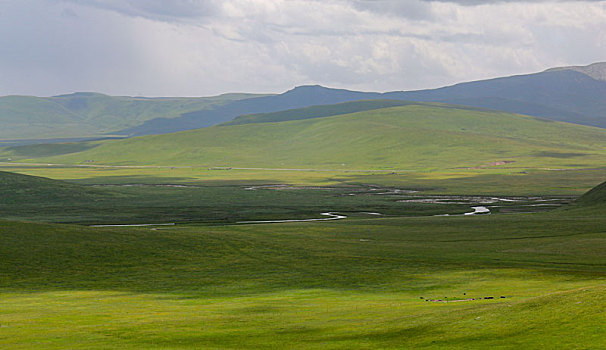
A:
1;207;604;297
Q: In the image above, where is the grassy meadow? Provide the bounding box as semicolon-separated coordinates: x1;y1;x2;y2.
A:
3;105;606;171
0;165;604;348
1;162;604;196
0;102;605;348
1;204;605;349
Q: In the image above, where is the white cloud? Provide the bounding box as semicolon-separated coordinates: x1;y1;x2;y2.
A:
0;0;604;96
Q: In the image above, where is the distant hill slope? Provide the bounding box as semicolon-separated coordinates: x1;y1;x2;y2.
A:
120;86;383;136
1;142;97;159
222;100;429;126
223;99;489;127
388;67;606;128
18;104;606;171
123;62;606;136
546;62;606;81
0;170;109;205
3;62;604;139
0;92;266;140
577;180;606;206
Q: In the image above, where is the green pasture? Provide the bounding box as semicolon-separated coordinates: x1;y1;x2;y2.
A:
1;163;604;196
2;103;604;199
0;171;467;224
1;204;605;348
3;105;605;171
0;170;564;226
1;99;605;349
0;169;604;348
0;168;586;225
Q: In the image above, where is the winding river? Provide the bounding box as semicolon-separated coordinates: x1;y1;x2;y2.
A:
237;212;347;224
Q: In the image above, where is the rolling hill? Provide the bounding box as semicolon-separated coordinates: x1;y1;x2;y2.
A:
10;104;606;171
3;62;604;140
222;99;487;127
121;62;606;136
577;180;606;206
0;92;266;141
119;85;383;136
388;66;606;128
0;170;110;205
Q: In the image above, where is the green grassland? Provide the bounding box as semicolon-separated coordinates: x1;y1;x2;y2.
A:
1;161;604;197
1;102;605;348
0;171;452;224
1;196;605;348
1;102;604;197
9;169;560;224
0;174;604;348
0;169;604;348
578;180;606;206
6;105;605;173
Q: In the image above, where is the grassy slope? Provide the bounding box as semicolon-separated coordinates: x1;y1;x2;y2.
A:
0;96;97;139
223;99;422;125
1;142;98;158
0;170;112;205
1;206;604;348
20;105;606;171
0;93;266;140
577;180;606;206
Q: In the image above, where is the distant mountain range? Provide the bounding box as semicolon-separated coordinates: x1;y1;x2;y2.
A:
545;62;606;81
117;61;606;135
0;92;268;141
117;85;380;136
1;62;604;141
387;65;606;128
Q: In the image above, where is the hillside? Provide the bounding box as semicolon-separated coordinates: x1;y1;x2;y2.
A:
222;99;417;126
120;85;383;136
119;62;606;136
388;68;606;128
0;170;109;205
223;99;491;127
14;104;606;171
3;62;604;140
0;92;266;140
546;62;606;81
577;180;606;206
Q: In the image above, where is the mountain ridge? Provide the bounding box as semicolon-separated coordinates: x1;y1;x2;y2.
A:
2;62;605;140
0;92;268;140
545;62;606;81
121;62;606;135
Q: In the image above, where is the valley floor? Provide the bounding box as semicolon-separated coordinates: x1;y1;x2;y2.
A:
0;165;604;348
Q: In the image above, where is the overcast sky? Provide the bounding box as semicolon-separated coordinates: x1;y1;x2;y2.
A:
1;0;604;97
